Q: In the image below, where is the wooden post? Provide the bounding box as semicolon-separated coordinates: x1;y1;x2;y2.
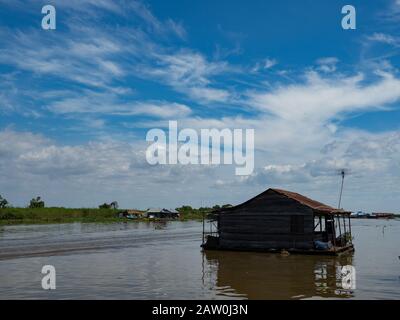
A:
325;215;336;251
348;215;352;244
332;216;337;250
202;211;205;245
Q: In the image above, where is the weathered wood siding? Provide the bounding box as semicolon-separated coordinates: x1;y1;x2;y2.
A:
218;190;314;250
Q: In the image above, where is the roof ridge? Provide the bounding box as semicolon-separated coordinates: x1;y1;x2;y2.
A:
270;188;347;213
213;188;351;215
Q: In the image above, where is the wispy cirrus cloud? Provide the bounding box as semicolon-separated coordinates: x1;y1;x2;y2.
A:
141;49;234;103
251;58;278;73
47;91;192;118
0;0;187;38
0;1;231;109
316;57;339;73
381;0;400;21
366;32;400;46
0;27;129;89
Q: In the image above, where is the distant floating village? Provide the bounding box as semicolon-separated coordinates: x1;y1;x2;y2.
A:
118;208;180;220
351;211;396;219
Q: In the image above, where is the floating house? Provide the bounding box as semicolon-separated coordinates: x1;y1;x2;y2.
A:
146;208;179;219
202;188;354;255
351;212;396;219
351;211;371;219
119;209;146;219
370;212;396;219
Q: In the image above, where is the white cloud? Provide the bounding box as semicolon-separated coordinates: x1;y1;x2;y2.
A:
188;87;231;104
1;1;400;211
128;0;187;39
132;102;192;118
166;19;187;40
140;50;233;103
0;0;193;98
0;12;226;106
396;0;400;5
251;58;278;73
264;58;278;69
236;130;400;211
0;0;186;39
316;57;339;73
152;51;225;86
366;33;400;46
2;66;400;210
0;129;228;208
0;73;20;113
0;28;129;89
247;71;400;123
47;92;192;118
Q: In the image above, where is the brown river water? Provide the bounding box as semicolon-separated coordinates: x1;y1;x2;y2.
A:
0;219;399;299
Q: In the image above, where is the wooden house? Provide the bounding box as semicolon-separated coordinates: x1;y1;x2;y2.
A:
146;208;179;219
202;188;354;255
370;212;395;219
119;209;146;219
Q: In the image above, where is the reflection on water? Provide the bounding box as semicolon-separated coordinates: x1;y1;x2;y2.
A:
0;219;399;299
201;219;400;300
202;251;354;299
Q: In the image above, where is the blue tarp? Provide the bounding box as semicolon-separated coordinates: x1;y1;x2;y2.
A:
314;240;332;250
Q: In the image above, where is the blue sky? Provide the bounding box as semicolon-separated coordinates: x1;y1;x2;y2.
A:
1;0;400;211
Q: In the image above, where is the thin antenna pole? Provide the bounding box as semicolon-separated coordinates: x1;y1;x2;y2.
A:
202;212;205;243
338;170;345;209
202;199;205;245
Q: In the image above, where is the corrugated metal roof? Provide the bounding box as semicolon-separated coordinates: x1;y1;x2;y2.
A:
147;208;163;213
146;208;178;214
125;209;145;215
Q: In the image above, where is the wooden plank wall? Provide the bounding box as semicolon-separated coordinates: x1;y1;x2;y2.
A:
218;191;314;250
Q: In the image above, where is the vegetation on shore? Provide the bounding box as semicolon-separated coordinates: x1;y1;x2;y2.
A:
0;207;217;226
0;207;123;225
1;194;399;226
0;194;232;225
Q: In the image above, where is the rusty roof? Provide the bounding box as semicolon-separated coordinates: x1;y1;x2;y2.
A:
270;189;351;215
125;209;146;215
215;188;351;215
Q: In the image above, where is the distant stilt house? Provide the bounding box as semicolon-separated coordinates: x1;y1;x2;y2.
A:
202;188;354;255
146;208;179;219
370;212;395;219
119;209;146;219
